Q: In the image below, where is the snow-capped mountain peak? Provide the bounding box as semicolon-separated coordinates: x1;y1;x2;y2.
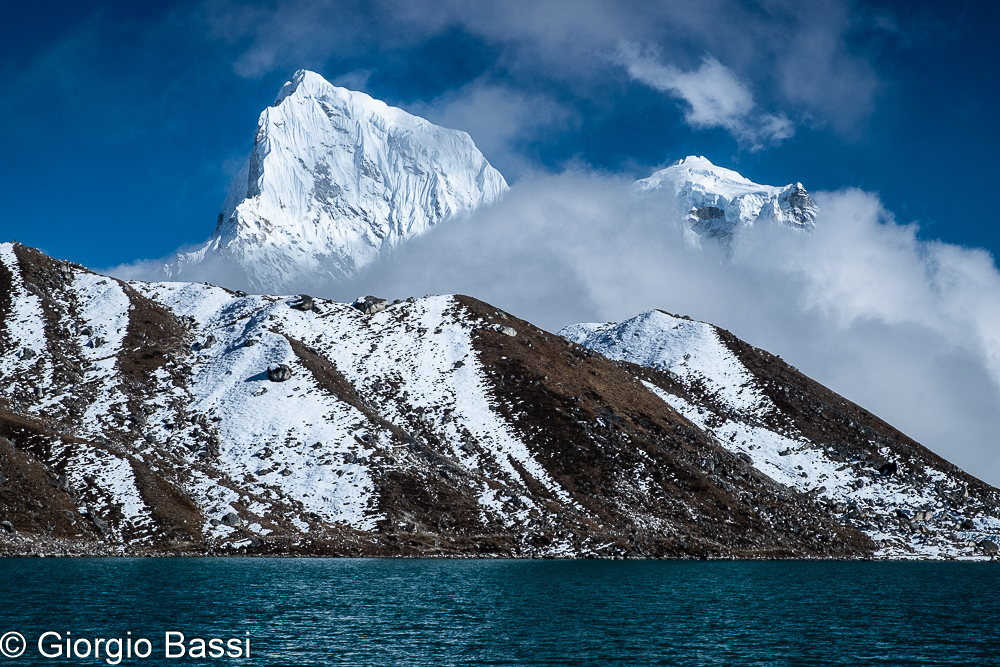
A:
167;69;508;294
636;156;818;247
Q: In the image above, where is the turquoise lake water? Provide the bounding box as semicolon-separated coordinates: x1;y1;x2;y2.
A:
1;559;998;666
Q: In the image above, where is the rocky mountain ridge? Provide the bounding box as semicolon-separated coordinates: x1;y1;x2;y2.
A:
2;242;998;559
561;311;998;559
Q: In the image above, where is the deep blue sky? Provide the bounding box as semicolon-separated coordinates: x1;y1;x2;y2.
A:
2;0;998;269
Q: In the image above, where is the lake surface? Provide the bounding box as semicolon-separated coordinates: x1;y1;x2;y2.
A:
1;559;997;666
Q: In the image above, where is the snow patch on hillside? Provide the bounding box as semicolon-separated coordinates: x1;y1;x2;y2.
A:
125;282;575;533
0;243;52;393
562;310;774;417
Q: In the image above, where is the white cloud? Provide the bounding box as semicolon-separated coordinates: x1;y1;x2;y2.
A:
620;46;794;149
624;50;752;124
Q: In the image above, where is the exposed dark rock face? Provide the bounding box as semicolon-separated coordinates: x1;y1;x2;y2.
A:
267;364;293;382
288;295;315;312
352;295;388;315
781;183;819;228
695;206;725;221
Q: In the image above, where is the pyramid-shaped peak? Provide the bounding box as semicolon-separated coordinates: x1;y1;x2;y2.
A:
272;70;420;127
164;70;508;294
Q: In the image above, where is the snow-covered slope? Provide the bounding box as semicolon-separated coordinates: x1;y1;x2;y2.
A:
4;241;999;559
562;311;1000;560
636;156;818;248
165;70;508;294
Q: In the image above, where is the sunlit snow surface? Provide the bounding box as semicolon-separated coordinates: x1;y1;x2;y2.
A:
562;310;1000;560
0;246;165;539
0;244;52;394
168;69;508;293
635;156;817;248
69;274;132;438
128;283;572;536
1;238;579;546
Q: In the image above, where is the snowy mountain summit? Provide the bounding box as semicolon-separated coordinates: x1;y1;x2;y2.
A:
636;156;818;247
166;70;508;294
